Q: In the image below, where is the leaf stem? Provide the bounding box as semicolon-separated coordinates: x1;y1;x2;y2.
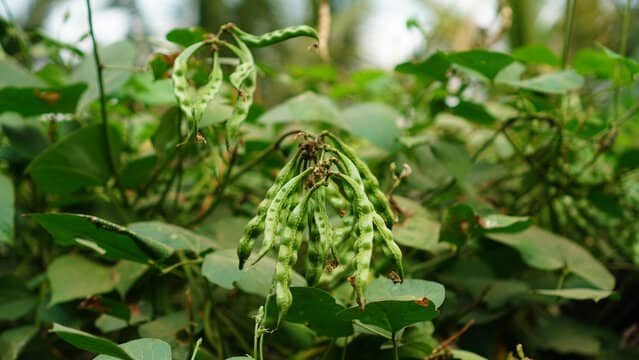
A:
392;332;399;360
85;0;129;207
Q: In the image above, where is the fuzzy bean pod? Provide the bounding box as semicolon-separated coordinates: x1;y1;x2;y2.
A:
229;24;319;48
237;151;301;269
333;173;375;308
372;213;404;280
325;132;396;227
253;167;312;265
224;36;257;141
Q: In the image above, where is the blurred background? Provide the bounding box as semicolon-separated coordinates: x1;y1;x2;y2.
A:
2;0;637;71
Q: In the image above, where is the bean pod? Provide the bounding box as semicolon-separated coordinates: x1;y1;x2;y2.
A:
229;24;319;47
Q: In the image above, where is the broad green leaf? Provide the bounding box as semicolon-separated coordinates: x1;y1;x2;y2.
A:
47;254;118;306
0;325;38;360
478;214;531;233
512;44;560;66
0;59;46;88
113;261;149;297
70;41;136;110
395;51;450;82
286;287;353;337
0;276;37;321
501;70;584;94
124;75;176;106
119;154;157;189
27;124;122;194
166;27;208;47
341;103;401;152
258;92;339;124
536;288;612;302
0;113;49;160
201;249;306;297
51;323;135;360
337;278;445;333
95;338;172;360
430;140;472;182
137;311;188;343
448;50;514;80
449;101;496;125
392;196;440;251
33;213;172;263
488;226;615;291
529;317;601;356
0;174;14;244
128;221;218;253
0;84;87;116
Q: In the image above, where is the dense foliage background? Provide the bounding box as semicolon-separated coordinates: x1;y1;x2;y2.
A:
1;0;639;359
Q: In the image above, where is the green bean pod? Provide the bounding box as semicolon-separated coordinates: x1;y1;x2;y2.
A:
172;41;223;141
273;186;319;325
224;35;257;140
333;173;375;308
372;213;404;280
326;180;349;211
325;132;396;227
237;151;301;269
304;201;323;286
253;167;312;265
230;24;319;48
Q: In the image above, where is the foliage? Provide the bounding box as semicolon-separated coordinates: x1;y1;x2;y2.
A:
1;2;639;360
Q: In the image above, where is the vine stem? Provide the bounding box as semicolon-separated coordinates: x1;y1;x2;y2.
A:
85;0;129;207
391;332;399;360
561;0;576;69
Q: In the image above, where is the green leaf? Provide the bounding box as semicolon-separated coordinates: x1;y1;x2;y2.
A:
258;92;339;124
51;323;135;360
285;287;353;337
70;41;136;110
487;226;615;291
113;261;149;297
0;174;14;245
0;84;87;116
94;338;172;360
500;70;584;94
137;311;189;343
337;278;445;333
0;325;38;360
395;51;450;82
439;204;478;246
512;44;560;66
47;254;118;306
128;221;218;254
478;214;531;233
450;349;488;360
201;249;306;297
529;317;601;356
0;276;37;321
99;339;172;360
33;213;172;263
392;196;440;251
0;113;49;160
27;124;122;194
166;27;208;47
449;101;496;125
341;103;401;152
448;50;514;80
535;288;612;302
119;154;157;189
0;59;46;88
430;140;472;182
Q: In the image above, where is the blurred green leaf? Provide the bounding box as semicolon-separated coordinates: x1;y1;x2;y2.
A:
258;92;339;124
0;325;38;360
395;51;450;82
201;249;306;297
512;44;560;66
0;59;46;88
448;50;514;80
128;221;218;253
33;213;173;263
341;103;401;152
94;338;172;360
392;196;440;251
70;41;136;110
0;276;37;321
51;323;135;360
0;84;87;116
449;101;496;125
47;254;118;306
0;174;14;245
27;124;122;194
500;70;583;94
166;27;208;47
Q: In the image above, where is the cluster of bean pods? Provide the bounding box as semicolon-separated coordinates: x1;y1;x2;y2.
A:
237;132;404;327
171;24;318;143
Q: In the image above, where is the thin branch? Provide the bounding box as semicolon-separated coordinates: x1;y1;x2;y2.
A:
317;0;331;62
85;0;129;207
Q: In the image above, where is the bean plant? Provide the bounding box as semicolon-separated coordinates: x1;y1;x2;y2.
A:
1;1;639;360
